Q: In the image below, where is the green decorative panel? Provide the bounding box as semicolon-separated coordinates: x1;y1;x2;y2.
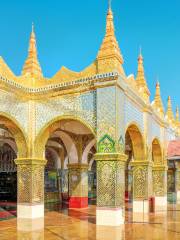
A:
98;134;115;153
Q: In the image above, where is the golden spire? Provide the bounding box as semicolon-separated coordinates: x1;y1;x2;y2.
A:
22;23;43;78
97;1;125;75
166;96;174;122
154;81;164;116
136;48;150;102
176;106;179;122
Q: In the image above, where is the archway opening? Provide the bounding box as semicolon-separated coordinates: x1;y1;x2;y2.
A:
125;124;145;203
40;118;96;210
152;139;162;165
0;115;27;220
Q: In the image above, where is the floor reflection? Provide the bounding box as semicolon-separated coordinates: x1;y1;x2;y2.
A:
0;203;180;239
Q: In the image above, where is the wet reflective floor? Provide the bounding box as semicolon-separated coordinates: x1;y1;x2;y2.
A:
0;203;180;239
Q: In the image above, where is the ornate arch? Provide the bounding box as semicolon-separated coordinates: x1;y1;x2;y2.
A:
125;122;146;161
34;115;96;158
0;112;28;158
152;138;163;165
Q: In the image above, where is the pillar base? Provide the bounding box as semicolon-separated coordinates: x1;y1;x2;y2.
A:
17;204;44;219
69;197;88;208
154;196;167;212
132;200;149;222
96;207;124;226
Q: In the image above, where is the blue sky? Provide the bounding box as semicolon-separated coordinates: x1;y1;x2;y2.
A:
0;0;180;112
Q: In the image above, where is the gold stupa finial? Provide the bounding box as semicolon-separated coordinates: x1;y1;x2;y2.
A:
153;81;164;116
166;96;174;122
96;1;125;75
22;23;43;79
136;48;150;102
108;0;112;11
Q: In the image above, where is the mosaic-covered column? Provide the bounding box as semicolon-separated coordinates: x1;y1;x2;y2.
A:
153;165;167;211
131;161;152;221
68;163;88;208
15;158;47;219
175;162;180;203
95;153;127;226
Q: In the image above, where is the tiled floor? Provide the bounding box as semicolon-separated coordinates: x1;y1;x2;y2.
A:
0;203;180;239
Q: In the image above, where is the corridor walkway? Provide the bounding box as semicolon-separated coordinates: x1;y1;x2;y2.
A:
0;203;180;239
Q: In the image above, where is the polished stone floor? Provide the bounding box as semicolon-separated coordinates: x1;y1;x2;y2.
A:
0;202;180;239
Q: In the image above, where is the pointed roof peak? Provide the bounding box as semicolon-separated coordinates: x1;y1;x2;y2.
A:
176;106;179;119
108;0;112;11
139;46;143;58
96;1;125;75
154;81;164;116
156;77;160;87
22;24;43;79
136;48;150;101
166;96;174;121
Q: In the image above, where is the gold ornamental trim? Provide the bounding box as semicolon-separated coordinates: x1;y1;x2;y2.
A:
15;158;47;166
94;153;127;162
152;165;168;171
130;160;152;167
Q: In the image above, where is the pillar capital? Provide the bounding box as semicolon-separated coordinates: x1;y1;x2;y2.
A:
94;152;127;162
130;160;152;167
175;161;180;170
67;163;88;170
15;158;47;166
152;165;168;171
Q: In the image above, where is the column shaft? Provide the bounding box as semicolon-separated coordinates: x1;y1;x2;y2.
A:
153;165;167;211
68;163;88;208
95;153;127;226
15;158;47;219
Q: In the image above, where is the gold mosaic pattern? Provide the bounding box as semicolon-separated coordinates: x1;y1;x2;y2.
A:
133;166;148;200
96;154;126;207
153;170;166;196
17;164;45;204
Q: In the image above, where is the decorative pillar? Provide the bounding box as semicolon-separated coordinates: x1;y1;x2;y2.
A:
131;161;152;222
152;165;167;211
68;163;88;208
95;153;127;226
15;158;47;219
175;162;180;203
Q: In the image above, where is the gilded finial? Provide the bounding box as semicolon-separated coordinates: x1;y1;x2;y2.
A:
154;80;164;116
139;45;142;57
32;22;34;32
176;106;179;122
166;96;174;122
108;0;112;10
136;48;150;102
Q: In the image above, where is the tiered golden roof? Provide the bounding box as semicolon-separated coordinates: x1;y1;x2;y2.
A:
136;50;150;102
153;82;164;116
22;24;43;79
97;5;125;75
